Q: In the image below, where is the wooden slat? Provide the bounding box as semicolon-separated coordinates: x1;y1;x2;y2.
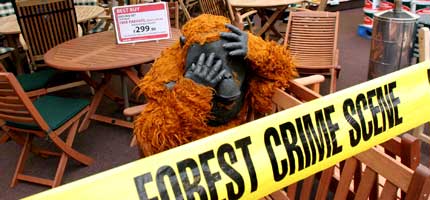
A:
0;88;16;96
272;88;302;110
290;46;334;50
16;174;54;186
0;113;34;123
286;183;298;198
0;76;10;82
300;174;315;200
0;96;22;104
0;82;14;89
315;166;335;199
354;167;377;200
333;158;358;200
0;108;31;117
269;190;289;200
379;181;399;200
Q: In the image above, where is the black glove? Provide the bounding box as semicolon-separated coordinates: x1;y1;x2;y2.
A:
220;24;248;57
184;52;227;88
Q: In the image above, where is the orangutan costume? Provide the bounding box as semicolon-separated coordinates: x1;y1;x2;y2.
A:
134;14;296;157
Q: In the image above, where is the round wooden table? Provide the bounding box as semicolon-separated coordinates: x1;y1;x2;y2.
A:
44;28;181;130
0;6;105;35
44;29;180;71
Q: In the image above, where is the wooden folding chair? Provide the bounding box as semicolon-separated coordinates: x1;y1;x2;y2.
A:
0;72;93;188
197;0;256;31
261;74;425;200
13;0;87;91
284;11;341;93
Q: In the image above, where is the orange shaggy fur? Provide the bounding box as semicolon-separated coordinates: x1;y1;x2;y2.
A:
134;14;297;156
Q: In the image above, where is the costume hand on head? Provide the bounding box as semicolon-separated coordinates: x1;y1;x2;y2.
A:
220;24;248;57
184;52;228;88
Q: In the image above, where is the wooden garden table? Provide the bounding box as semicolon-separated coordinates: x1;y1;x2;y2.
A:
44;28;181;130
0;6;105;74
230;0;303;38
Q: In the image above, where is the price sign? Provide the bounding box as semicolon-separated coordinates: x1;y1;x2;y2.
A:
112;2;171;44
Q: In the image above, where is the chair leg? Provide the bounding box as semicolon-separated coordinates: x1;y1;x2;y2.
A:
329;68;337;93
49;129;93;166
0;119;8;144
52;120;79;187
10;134;32;187
0;133;10;144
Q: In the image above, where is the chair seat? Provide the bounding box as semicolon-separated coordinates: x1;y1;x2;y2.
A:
17;69;57;91
7;95;89;130
0;47;14;55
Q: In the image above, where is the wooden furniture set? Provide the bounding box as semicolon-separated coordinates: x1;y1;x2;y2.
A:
1;2;428;198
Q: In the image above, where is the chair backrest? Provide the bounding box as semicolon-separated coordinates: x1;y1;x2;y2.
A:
198;0;235;21
178;0;192;21
0;72;50;135
264;147;430;200
284;11;339;67
168;1;179;28
261;80;428;200
13;0;78;64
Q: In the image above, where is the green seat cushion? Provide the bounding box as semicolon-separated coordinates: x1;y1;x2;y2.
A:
17;69;57;92
7;95;89;130
0;46;14;54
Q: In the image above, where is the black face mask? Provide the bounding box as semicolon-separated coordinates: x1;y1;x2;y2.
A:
185;39;247;126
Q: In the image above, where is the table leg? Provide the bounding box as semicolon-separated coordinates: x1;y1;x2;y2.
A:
5;34;24;75
78;73;112;132
256;6;287;39
121;68;140;85
79;71;124;103
121;75;131;121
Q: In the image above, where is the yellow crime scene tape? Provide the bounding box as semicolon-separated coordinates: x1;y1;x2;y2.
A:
25;61;430;200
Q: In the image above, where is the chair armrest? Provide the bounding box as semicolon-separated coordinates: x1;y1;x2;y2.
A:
288;78;322;101
293;75;325;94
123;104;146;116
238;10;257;21
293;75;324;86
287;7;312;12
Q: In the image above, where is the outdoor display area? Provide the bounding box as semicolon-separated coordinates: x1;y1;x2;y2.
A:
0;0;429;199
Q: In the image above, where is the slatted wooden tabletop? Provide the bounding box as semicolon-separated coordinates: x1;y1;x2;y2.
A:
0;6;104;35
44;28;181;71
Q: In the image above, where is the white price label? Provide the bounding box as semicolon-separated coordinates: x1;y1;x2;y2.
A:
112;2;171;44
